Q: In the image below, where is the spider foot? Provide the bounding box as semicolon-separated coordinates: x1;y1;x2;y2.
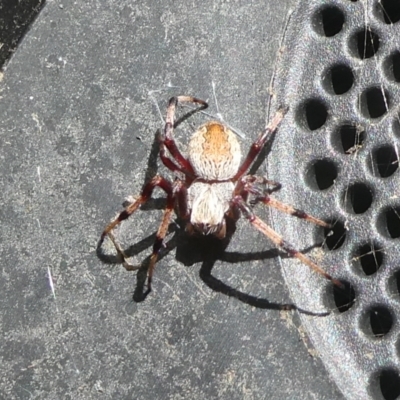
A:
121;260;141;272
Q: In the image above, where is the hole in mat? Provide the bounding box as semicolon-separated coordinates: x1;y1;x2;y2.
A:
342;183;373;214
325;279;356;313
336;124;365;154
371;145;399;178
313;6;345;37
380;206;400;239
351;28;380;59
377;0;400;24
379;369;400;400
377;205;400;239
323;64;354;95
299;99;328;131
361;305;393;338
306;159;338;190
383;51;400;82
351;242;384;276
393;114;400;138
369;368;400;400
359;87;390;119
323;219;346;251
388;270;400;297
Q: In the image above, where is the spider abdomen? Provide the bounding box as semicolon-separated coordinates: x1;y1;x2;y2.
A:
188;121;242;180
188;181;234;236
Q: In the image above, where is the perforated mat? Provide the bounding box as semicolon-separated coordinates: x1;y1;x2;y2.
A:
269;1;400;399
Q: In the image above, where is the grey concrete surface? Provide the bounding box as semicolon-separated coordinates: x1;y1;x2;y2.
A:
0;1;345;399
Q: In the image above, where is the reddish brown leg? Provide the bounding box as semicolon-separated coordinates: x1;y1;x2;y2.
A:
232;196;343;288
144;179;190;291
146;193;175;291
162;96;208;175
232;108;288;181
234;175;281;196
237;175;331;228
258;196;331;228
99;176;173;274
159;141;189;176
173;179;190;220
100;176;173;241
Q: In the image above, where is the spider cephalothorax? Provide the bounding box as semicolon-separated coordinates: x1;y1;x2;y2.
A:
99;96;341;295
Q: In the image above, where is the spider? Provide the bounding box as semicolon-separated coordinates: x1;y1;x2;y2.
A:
98;95;342;295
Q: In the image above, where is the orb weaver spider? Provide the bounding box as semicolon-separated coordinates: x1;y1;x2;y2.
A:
98;96;341;295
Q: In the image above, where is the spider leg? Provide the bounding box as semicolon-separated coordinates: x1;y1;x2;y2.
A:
162;96;208;176
99;176;173;270
160;141;195;180
159;140;189;176
256;196;331;228
232;107;288;181
146;191;175;291
234;175;281;196
145;178;191;291
106;230;139;271
232;196;343;288
237;176;331;228
173;179;190;220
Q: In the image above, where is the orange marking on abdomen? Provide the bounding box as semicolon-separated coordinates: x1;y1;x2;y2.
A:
188;121;242;180
201;122;232;162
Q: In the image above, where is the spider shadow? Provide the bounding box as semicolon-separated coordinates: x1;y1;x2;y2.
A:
97;215;329;317
175;219;329;316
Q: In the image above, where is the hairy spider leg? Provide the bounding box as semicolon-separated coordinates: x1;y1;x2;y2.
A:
232;196;344;288
239;176;332;228
100;176;173;241
159;139;189;176
161;96;208;176
106;230;138;271
257;196;331;228
99;176;174;274
174;179;190;220
146;192;175;291
146;179;195;290
234;175;282;196
234;175;281;206
232;107;288;181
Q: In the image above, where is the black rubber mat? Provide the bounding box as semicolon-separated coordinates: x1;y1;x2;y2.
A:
269;1;400;399
6;0;400;399
0;1;347;399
